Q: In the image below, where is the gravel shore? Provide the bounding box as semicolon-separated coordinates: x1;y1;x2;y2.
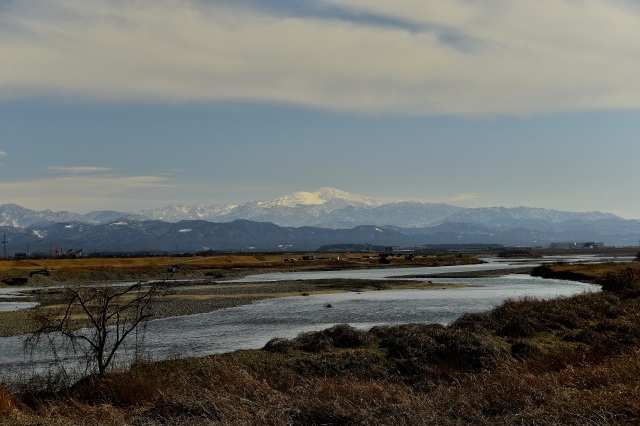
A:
0;257;520;338
395;267;534;279
0;277;448;337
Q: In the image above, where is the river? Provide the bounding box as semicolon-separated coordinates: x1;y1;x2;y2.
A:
0;258;600;380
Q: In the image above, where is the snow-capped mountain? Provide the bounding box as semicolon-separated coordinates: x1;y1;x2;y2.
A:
0;187;621;229
261;187;381;208
0;204;87;228
137;204;237;223
136;188;618;229
135;187;381;224
1;187;639;253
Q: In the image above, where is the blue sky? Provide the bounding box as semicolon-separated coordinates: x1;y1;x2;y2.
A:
1;0;640;218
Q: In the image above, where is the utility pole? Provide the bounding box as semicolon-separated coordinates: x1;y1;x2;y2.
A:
2;234;7;259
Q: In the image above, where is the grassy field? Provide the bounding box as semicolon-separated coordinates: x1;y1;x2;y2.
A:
0;253;481;337
2;257;640;424
0;252;481;282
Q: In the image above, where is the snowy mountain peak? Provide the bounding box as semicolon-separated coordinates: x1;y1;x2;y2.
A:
267;187;381;208
137;204;237;222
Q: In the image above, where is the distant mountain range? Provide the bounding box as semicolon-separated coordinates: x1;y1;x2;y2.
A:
1;187;639;254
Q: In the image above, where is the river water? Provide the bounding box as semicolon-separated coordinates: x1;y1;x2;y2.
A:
143;273;596;358
0;259;600;379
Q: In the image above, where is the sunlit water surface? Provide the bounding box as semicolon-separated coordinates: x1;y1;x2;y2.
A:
0;260;600;379
143;274;596;358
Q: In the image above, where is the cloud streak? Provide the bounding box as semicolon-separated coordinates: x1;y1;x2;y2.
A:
445;193;481;202
1;0;640;116
47;166;113;173
0;171;178;212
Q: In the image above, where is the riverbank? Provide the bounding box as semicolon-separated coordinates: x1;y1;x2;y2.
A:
0;252;483;285
0;253;482;337
0;278;469;337
394;266;533;279
1;261;639;425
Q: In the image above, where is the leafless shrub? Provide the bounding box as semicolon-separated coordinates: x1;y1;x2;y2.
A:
26;282;163;380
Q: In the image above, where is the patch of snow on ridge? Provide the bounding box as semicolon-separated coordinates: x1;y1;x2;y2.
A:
271;191;325;207
178;229;192;233
266;187;381;208
139;204;237;222
32;230;47;239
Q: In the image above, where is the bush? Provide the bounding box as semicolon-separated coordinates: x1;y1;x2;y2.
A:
263;337;295;353
601;267;637;292
289;331;334;352
322;324;374;349
270;324;375;353
530;264;592;282
377;324;507;375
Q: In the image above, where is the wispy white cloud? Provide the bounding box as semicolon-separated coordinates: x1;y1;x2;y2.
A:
0;171;178;212
1;0;640;116
445;193;481;202
47;166;113;173
0;151;7;157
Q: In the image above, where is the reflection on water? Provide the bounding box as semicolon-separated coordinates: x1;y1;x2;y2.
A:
225;262;531;282
0;286;39;312
143;274;596;359
0;262;599;379
0;302;38;312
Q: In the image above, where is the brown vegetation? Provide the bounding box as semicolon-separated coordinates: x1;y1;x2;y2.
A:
531;261;640;284
27;282;162;376
0;253;481;337
0;253;482;284
2;261;640;424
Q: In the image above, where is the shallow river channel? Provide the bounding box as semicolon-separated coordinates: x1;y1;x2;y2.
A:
0;258;601;378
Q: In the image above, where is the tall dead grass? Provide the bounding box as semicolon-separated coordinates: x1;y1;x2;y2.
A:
4;263;640;424
0;385;16;419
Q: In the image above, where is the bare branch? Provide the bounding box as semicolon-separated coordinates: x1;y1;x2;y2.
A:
28;280;164;377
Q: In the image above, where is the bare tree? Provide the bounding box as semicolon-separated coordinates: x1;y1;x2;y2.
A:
29;282;163;377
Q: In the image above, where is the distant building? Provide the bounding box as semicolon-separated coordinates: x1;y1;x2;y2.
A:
549;242;604;249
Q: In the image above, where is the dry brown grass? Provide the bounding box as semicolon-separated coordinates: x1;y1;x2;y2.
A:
4;260;640;424
5;342;640;425
0;253;481;281
0;386;17;419
533;262;640;283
